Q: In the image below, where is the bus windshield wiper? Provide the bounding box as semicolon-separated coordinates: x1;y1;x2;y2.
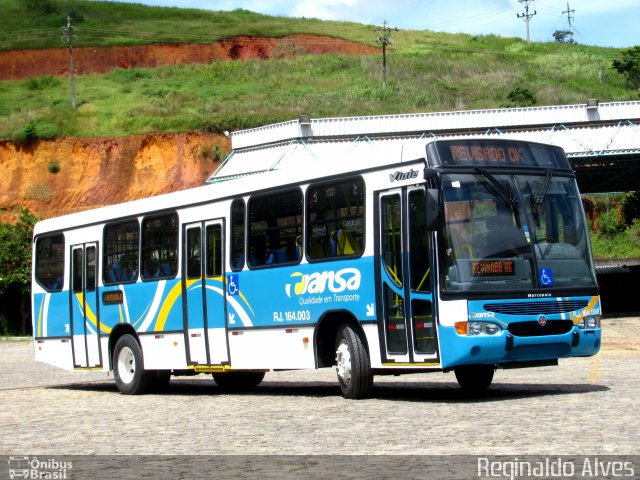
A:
475;167;518;208
534;169;553;205
475;167;521;228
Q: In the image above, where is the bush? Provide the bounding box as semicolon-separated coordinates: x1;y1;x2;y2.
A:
48;160;60;173
596;208;625;236
12;121;60;145
18;122;38;145
27;75;60;91
504;87;537;107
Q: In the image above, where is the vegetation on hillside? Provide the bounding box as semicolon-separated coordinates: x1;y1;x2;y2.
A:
1;0;375;50
585;192;640;260
0;208;37;336
0;0;637;141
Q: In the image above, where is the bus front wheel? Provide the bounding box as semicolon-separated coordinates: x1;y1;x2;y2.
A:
335;323;373;399
454;364;495;393
113;334;152;395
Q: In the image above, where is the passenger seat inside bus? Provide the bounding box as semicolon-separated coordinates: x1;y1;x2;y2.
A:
332;228;360;256
108;260;122;283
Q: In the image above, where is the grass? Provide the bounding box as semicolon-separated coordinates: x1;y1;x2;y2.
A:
591;231;640;259
0;49;633;140
0;0;377;50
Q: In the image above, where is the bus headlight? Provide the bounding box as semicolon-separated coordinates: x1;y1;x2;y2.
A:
578;316;600;330
469;322;482;335
485;323;501;335
467;321;502;336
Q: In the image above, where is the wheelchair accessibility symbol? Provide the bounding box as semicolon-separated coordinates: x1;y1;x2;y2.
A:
227;274;239;295
539;268;553;287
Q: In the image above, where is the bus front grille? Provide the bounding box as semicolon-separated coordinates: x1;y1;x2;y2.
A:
508;320;574;337
483;300;588;316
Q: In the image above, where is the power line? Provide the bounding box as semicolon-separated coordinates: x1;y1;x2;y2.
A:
425;6;509;30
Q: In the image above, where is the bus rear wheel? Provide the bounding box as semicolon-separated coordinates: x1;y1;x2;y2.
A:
454;364;495;393
335;323;373;399
212;371;265;391
113;334;152;395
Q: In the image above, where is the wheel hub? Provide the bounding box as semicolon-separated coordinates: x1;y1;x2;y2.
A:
117;346;135;384
335;342;352;384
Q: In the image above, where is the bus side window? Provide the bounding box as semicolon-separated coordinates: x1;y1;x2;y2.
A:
307;177;364;261
248;189;302;268
35;234;65;292
103;220;139;285
141;213;178;280
206;224;223;277
230;199;245;271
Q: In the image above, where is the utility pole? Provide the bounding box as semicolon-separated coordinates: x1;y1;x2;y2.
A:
375;20;398;88
562;2;575;43
516;0;537;43
61;15;77;110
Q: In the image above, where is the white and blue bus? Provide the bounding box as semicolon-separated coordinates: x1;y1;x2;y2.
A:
32;136;601;398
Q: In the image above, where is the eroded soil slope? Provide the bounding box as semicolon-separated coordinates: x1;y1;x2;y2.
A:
0;133;228;220
0;34;377;80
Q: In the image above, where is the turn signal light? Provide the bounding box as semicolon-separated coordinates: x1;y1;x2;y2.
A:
455;322;468;335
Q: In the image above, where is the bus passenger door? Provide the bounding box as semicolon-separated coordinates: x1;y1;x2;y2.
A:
183;220;229;366
70;242;102;368
377;187;439;365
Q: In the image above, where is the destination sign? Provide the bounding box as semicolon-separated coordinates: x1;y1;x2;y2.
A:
471;260;515;277
103;290;123;305
449;145;524;164
429;140;567;169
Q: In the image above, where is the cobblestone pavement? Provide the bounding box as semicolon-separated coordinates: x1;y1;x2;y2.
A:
1;318;638;457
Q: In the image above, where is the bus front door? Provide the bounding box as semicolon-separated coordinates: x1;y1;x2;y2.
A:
183;220;229;366
70;242;102;368
377;187;439;365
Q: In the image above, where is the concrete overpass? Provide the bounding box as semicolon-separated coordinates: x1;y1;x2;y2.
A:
211;100;640;193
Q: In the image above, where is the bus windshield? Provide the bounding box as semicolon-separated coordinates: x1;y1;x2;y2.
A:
441;171;597;294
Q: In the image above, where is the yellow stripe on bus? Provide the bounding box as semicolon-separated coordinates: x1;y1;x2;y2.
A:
37;296;44;338
154;281;184;332
74;292;112;334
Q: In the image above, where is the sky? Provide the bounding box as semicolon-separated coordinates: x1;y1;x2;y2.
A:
107;0;640;48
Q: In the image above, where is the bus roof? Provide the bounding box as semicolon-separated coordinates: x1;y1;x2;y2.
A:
33;137;433;236
34;135;566;236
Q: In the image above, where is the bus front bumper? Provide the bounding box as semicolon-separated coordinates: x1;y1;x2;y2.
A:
439;325;602;369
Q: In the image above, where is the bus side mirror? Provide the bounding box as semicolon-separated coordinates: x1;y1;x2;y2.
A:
425;188;439;231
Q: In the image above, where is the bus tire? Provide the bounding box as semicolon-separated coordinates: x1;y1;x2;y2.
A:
335;323;373;399
454;364;494;393
113;334;152;395
212;371;265;391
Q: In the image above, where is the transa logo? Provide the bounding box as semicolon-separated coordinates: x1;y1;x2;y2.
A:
285;268;361;297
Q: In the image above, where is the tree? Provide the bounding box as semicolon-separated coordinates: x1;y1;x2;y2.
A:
553;30;574;44
0;208;38;334
612;46;640;90
621;191;640;226
505;87;537;107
